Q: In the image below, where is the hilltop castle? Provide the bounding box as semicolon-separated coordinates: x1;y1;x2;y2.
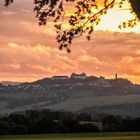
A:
51;72;87;80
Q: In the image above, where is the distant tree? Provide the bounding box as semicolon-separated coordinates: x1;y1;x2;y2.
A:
103;115;122;131
9;114;30;126
63;119;81;132
77;113;92;121
55;120;69;133
30;118;56;133
0;120;10;135
81;123;99;132
120;117;140;131
11;124;28;134
4;0;140;51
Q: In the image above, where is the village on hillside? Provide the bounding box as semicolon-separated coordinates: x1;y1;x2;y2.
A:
0;72;135;94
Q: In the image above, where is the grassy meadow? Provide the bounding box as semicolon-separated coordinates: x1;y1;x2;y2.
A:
1;132;140;140
47;95;140;111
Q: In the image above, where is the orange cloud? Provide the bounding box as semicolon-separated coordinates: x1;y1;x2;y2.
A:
0;0;140;83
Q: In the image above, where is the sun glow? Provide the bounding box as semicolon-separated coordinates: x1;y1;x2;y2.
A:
1;0;140;83
95;1;140;32
65;0;140;33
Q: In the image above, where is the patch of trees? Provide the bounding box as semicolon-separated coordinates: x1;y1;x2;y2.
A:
103;115;140;132
0;110;98;135
0;110;140;135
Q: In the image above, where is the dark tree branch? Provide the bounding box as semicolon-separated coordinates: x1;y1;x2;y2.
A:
4;0;140;52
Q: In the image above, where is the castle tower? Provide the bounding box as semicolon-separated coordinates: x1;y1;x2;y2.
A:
115;73;118;79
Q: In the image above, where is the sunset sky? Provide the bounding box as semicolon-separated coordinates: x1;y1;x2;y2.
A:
0;0;140;83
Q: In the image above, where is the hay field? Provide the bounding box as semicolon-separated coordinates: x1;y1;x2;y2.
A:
1;132;140;140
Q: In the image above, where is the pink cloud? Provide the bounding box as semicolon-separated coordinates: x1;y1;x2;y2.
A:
0;1;140;83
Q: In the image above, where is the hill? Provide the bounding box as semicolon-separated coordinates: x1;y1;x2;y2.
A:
1;81;22;86
0;74;140;117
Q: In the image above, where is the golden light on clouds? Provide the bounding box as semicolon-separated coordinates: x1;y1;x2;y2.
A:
93;0;140;32
63;0;140;33
0;0;140;83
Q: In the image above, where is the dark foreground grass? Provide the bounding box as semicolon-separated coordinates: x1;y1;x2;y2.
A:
0;132;140;140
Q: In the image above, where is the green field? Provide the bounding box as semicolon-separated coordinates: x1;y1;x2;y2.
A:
46;95;140;111
1;132;140;140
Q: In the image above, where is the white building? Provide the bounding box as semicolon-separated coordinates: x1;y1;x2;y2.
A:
70;73;87;79
51;76;69;80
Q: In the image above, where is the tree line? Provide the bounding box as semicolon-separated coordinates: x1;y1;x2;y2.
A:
0;109;140;135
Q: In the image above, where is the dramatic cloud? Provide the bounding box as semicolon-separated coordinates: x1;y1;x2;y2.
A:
0;0;140;83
